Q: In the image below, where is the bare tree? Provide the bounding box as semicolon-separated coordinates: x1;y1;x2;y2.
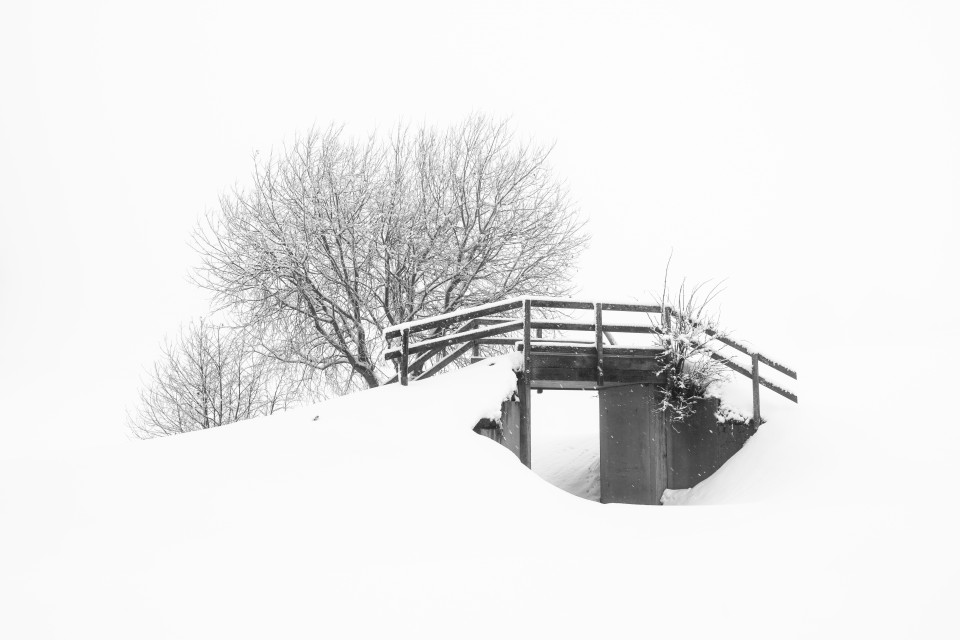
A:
194;116;587;390
130;319;306;438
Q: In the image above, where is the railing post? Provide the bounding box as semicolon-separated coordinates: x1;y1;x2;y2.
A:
751;352;761;424
400;328;410;386
535;326;544;394
595;303;604;387
662;305;672;331
519;299;532;468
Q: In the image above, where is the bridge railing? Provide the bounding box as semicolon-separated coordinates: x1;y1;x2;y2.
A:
383;296;797;422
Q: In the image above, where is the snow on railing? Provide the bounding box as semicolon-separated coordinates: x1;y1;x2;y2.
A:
383;297;797;421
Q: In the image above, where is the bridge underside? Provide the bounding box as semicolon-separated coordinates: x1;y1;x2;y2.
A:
499;345;755;505
496;386;755;505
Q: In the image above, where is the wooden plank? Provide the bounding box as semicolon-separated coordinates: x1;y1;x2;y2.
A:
603;324;657;334
475;316;521;326
529;380;658;391
384;299;524;340
530;354;660;371
607;370;668;384
530;380;601;391
400;329;409;386
523;300;532;375
755;352;798;380
600;302;663;313
532;367;667;385
476;337;596;347
595;303;604;387
385;320;522;359
752;353;761;423
530;321;594;331
528;299;594;310
416;341;475;381
525;344;663;358
534;329;542;397
757;372;798;404
520;300;532;468
384;318;478;383
531;354;599;368
528;321;656;334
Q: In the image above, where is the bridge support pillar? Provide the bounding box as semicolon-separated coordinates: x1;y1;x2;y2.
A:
517;378;532;468
598;384;667;505
498;400;522;460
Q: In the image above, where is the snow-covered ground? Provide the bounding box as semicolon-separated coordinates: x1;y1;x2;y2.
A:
531;391;601;501
1;353;957;638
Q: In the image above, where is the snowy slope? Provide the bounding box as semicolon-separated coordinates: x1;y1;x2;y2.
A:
1;354;957;639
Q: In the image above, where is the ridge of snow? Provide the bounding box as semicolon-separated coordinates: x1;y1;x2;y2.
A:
1;352;955;639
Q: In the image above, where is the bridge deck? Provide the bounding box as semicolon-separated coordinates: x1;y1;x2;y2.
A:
527;344;666;390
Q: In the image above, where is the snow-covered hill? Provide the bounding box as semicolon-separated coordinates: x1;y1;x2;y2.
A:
1;354;956;638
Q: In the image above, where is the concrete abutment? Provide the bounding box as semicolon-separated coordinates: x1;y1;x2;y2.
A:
481;383;756;505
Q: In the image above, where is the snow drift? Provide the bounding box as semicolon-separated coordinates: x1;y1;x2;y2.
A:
1;354;956;639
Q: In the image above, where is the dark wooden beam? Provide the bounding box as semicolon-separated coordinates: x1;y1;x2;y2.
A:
384;299;524;340
528;321;656;334
385;318;479;384
600;302;663;313
530;321;594;331
519;300;532;468
530;354;660;371
752;353;761;423
595;303;604;387
528;299;594;310
531;367;667;385
385;320;523;360
416;341;476;381
523;344;663;358
604;324;657;334
400;329;409;386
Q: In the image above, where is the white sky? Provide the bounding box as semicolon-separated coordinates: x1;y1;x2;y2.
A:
2;0;958;449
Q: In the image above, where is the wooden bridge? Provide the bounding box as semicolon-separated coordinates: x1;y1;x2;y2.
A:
384;297;798;503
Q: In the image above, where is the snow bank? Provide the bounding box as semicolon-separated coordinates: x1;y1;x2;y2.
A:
1;354;956;639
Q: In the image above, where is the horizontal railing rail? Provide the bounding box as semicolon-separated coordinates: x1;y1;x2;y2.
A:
385;320;522;360
383;297;797;421
383;296;666;340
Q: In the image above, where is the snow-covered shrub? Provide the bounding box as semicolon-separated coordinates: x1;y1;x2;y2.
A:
652;279;731;424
